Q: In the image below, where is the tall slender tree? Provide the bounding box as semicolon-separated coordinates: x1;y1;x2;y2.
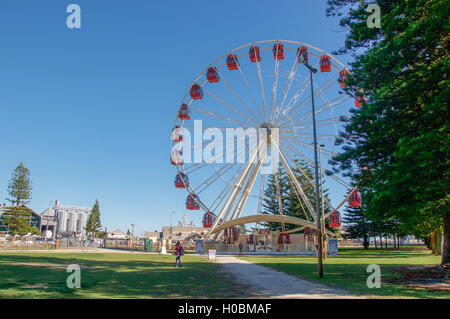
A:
85;200;102;238
7;162;32;206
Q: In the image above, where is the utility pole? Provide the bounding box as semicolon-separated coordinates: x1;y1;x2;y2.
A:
302;59;323;278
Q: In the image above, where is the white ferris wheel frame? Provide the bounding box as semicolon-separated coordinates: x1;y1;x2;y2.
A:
172;40;359;240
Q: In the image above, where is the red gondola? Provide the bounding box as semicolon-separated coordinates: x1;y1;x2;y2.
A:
329;210;341;228
320;55;332;72
297;46;309;63
186;194;200;210
206;67;219;83
355;89;367;107
226;54;239;70
202;211;215;228
171;125;183;142
190;83;203;100
348;189;362;207
273;43;285;60
170;149;183;166
304;227;316;242
178;103;191;120
174;173;189;188
339;69;349;87
249;45;261;62
278;233;291;244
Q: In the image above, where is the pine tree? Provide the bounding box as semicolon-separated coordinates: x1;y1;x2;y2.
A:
7;162;32;206
262;167;289;230
85;200;102;238
3;163;35;235
342;204;372;249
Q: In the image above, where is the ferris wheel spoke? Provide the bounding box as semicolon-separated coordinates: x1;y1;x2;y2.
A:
279;142;336;211
209;164;245;212
214;76;261;125
277;70;336;124
274;53;301;121
270;135;317;220
190;105;251;128
279;136;336;158
276;60;320;122
296;96;351;124
236;67;265;123
279;140;350;189
269;58;281;122
256;173;266;216
256;61;268;122
278;94;347;129
194;163;234;194
205;89;258;127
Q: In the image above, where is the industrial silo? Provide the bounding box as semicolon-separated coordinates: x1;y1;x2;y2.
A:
57;210;67;233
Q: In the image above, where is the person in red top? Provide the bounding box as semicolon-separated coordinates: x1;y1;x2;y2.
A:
175;241;183;268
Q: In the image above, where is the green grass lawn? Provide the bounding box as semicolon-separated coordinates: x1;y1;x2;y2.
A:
0;252;242;299
239;248;449;299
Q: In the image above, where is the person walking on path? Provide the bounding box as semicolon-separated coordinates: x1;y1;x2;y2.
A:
238;242;243;256
175;241;184;268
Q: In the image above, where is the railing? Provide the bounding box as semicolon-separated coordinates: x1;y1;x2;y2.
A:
201;242;316;254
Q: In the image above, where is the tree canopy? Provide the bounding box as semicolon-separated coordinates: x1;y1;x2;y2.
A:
326;0;449;263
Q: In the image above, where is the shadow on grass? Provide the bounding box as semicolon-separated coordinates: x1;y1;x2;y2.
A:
0;253;245;299
238;249;447;299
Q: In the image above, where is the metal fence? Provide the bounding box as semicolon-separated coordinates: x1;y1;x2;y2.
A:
201;241;316;255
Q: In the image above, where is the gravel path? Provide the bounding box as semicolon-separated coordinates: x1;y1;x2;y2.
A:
215;256;365;299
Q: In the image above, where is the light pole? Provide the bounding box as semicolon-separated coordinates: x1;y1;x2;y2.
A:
302;58;323;278
318;144;327;260
44;200;55;244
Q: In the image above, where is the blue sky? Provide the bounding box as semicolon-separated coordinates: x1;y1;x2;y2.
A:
0;1;353;235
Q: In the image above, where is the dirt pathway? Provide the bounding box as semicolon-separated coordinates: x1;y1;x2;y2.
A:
215;256;365;299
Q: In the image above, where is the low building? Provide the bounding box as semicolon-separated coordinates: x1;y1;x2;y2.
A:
0;203;42;234
144;231;162;242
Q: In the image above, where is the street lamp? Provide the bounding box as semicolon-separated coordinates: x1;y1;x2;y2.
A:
302;58;323;278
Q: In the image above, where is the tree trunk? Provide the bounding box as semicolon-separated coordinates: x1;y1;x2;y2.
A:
385;235;388;249
374;236;377;250
363;235;369;250
393;233;396;249
441;211;449;265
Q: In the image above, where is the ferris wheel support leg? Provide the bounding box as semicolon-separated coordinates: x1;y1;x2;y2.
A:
204;139;265;240
271;136;318;221
231;147;266;221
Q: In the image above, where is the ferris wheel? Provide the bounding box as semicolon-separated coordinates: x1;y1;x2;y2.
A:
171;40;364;241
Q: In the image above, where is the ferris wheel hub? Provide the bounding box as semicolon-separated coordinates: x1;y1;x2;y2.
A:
260;122;276;135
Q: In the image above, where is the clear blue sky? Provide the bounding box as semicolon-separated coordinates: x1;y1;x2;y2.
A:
0;1;352;235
